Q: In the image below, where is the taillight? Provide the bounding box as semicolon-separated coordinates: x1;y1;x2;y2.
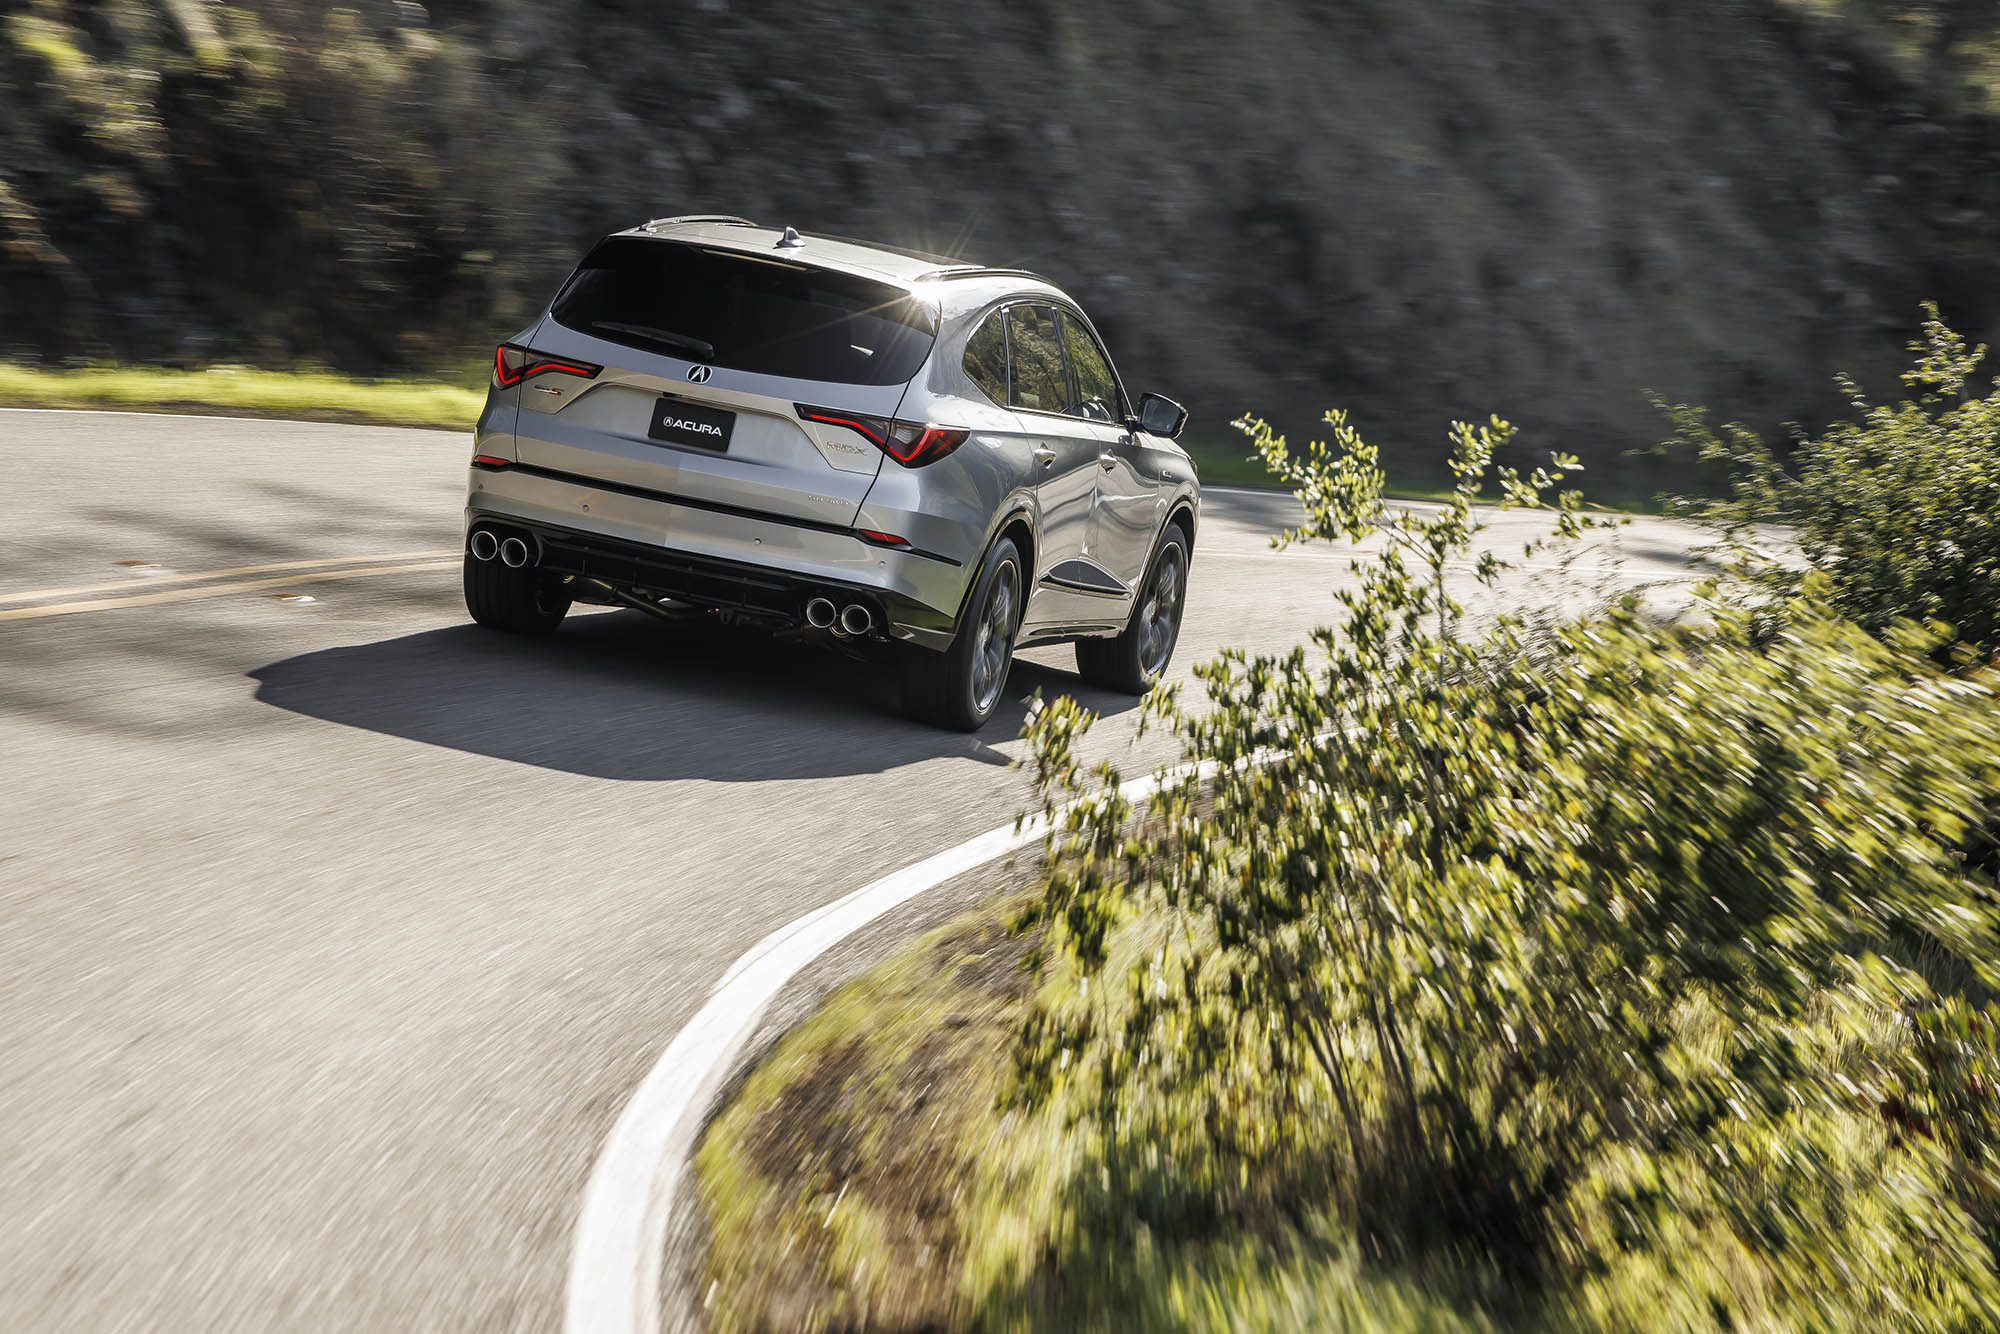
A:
795;404;969;468
883;422;970;467
494;344;601;389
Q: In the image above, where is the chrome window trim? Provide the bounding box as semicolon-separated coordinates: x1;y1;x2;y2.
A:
960;296;1138;427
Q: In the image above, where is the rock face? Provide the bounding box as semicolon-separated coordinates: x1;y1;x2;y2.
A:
3;0;1998;480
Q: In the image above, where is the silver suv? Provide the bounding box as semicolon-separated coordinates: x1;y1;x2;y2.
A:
463;216;1199;731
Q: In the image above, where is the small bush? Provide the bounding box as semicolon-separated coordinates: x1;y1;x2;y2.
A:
1662;305;2000;655
1011;406;2000;1327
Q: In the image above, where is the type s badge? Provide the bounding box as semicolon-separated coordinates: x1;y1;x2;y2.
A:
646;395;735;452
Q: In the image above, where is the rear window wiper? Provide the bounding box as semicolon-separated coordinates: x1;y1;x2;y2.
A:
587;321;716;360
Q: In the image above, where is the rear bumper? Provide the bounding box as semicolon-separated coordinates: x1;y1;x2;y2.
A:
466;463;969;647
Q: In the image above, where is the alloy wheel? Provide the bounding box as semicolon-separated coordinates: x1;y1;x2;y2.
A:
1137;546;1183;679
970;560;1019;715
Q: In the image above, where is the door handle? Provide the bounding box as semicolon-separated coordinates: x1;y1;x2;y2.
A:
1098;453;1117;470
1033;446;1057;469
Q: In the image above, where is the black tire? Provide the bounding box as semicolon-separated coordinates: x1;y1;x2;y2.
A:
462;550;572;633
902;536;1024;732
1075;527;1189;694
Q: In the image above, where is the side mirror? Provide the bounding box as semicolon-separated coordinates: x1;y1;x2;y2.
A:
1132;392;1188;441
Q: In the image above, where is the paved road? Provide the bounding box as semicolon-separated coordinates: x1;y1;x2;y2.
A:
0;410;1705;1331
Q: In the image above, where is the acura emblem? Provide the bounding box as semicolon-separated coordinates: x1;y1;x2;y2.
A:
686;364;712;384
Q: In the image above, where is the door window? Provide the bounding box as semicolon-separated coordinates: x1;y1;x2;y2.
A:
962;311;1009;406
1005;305;1073;415
1059;311;1122;423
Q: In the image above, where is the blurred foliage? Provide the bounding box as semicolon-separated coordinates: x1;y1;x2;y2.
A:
6;0;2000;483
1783;0;2000;109
1005;404;2000;1326
1;0;540;367
1902;998;2000;1263
1662;305;2000;654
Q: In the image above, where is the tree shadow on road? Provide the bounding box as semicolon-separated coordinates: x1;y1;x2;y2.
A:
248;608;1137;782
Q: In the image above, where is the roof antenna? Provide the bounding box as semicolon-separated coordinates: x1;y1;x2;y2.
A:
775;226;805;249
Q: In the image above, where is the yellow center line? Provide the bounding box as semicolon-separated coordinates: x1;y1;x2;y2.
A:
0;549;459;606
0;559;460;622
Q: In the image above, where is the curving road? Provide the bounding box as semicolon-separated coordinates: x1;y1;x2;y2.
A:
0;409;1705;1331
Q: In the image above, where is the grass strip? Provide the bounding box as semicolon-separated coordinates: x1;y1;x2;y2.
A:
0;363;485;431
694;883;1933;1331
694;895;1502;1333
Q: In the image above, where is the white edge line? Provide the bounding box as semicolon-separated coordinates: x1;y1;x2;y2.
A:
1200;483;1288;495
562;762;1206;1334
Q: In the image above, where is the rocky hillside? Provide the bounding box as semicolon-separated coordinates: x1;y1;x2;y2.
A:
4;0;1999;483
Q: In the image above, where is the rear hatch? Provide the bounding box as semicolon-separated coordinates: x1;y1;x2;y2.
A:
516;236;937;529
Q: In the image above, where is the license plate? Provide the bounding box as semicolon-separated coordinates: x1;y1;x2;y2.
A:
647;396;734;452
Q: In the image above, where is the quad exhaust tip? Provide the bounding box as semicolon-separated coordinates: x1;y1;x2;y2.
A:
499;536;531;569
468;530;499;562
807;597;872;637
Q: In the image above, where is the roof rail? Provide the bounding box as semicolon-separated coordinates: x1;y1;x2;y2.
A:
640;214;759;232
797;232;969;267
912;265;1051;284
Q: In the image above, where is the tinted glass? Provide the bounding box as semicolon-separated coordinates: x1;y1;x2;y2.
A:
963;311;1008;405
550;238;937;386
1005;305;1071;414
1059;311;1121;423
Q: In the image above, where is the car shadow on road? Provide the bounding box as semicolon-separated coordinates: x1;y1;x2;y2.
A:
248;609;1137;782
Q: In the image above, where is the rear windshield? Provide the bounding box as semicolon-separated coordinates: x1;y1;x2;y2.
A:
550;238;937;386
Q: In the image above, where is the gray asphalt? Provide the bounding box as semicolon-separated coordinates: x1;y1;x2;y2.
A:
0;409;1706;1331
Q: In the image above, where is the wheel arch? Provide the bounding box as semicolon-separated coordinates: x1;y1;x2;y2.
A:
950;501;1037;634
997;509;1036;588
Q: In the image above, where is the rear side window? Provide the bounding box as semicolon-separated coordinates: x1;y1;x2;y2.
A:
550;238;938;386
963;311;1008;406
1059;311;1122;423
1005;305;1072;414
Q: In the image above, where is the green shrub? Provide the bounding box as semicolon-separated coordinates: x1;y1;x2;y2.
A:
1780;1;2000;112
1010;406;2000;1327
1662;305;2000;655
